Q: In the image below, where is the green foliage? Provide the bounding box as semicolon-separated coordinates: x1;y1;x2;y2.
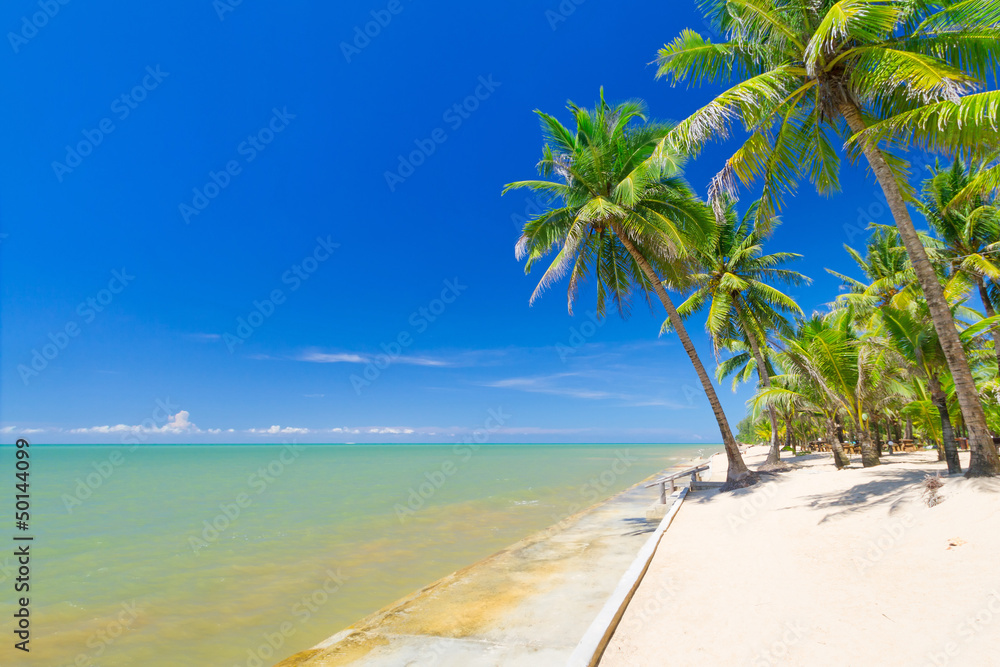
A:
669;199;810;348
504;90;713;319
653;0;1000;221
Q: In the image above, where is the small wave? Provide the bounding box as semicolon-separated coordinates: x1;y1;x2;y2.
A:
512;500;539;506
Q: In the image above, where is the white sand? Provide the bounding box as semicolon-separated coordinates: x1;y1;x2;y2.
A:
603;446;1000;666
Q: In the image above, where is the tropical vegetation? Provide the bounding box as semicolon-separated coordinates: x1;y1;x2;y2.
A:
503;92;759;489
505;0;1000;486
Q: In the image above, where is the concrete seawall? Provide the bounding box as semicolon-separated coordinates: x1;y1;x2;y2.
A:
274;460;702;666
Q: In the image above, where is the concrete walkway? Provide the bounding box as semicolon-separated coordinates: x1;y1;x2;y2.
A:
274;464;697;666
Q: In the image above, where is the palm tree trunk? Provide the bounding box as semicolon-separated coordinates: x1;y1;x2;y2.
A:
929;373;962;474
737;304;782;468
841;102;1000;477
905;418;913;441
857;423;880;468
611;223;757;489
825;418;851;469
785;414;794;455
975;277;1000;374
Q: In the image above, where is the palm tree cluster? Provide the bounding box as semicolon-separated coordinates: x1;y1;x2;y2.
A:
505;0;1000;488
749;199;1000;476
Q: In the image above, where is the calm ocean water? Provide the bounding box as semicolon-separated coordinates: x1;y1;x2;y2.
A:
0;443;704;666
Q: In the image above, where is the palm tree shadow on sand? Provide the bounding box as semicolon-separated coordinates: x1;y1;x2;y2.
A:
680;454;1000;519
800;468;1000;524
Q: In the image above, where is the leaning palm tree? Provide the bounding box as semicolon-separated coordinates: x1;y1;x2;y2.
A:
673;200;810;468
655;0;1000;476
503;91;758;489
919;159;1000;371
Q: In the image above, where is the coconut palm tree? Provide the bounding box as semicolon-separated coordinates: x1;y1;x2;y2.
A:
753;342;853;470
673;200;810;468
826;225;921;322
503;91;758;489
899;378;946;452
718;338;801;454
772;311;892;467
880;305;963;473
919;159;1000;371
654;0;1000;476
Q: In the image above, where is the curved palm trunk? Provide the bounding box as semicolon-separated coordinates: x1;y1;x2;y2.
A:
841;103;1000;477
928;373;962;474
738;305;782;468
974;277;1000;374
612;223;757;489
825;418;851;469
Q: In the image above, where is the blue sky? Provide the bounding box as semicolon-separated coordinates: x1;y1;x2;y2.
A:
1;0;923;444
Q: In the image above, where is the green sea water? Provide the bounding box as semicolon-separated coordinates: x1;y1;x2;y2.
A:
0;443;706;666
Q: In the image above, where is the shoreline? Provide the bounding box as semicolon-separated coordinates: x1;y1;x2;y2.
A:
275;454;708;666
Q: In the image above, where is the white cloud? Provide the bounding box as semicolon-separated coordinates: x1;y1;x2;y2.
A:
395;357;450;367
246;425;311;435
69;410;201;435
295;350;451;367
186;333;221;341
300;351;368;364
0;427;48;434
163;410;197;432
484;373;690;409
70;424;141;434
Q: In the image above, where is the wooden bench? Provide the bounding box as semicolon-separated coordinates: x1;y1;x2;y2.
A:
645;464;711;504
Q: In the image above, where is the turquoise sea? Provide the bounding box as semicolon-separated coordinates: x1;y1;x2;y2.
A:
0;443;705;666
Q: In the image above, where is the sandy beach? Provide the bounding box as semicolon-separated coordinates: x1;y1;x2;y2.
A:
604;446;1000;666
